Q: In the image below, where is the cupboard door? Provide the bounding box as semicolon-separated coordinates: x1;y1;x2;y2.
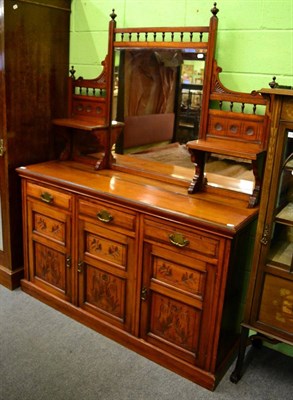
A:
140;218;221;369
27;199;72;301
77;218;137;333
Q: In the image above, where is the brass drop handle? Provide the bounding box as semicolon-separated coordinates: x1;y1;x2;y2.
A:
40;192;54;204
97;209;113;223
0;139;5;157
77;260;84;273
141;287;148;301
169;232;189;248
66;255;71;269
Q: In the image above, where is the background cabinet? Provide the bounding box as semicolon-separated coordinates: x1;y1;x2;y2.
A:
231;89;293;382
0;0;71;289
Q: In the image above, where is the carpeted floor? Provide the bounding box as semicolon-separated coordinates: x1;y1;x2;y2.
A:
0;285;292;400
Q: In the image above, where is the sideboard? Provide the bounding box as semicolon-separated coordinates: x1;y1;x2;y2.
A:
17;160;258;390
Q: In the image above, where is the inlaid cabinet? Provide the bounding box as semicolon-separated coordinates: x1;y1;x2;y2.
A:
231;88;293;383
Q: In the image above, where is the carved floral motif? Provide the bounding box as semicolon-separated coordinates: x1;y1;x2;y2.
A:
154;297;194;349
90;270;121;315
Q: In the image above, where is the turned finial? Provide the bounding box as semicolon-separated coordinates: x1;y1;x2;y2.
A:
269;76;278;88
110;9;117;20
69;66;76;79
211;2;219;17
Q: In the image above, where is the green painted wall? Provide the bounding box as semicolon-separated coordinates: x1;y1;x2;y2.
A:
69;1;293;357
70;0;293;92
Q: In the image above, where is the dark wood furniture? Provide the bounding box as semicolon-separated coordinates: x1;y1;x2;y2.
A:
0;0;71;289
17;4;273;391
230;88;293;383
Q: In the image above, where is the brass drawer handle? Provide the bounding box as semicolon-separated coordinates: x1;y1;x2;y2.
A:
169;232;190;248
97;210;113;223
40;192;54;204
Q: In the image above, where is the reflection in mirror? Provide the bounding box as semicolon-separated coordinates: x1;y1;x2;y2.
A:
113;48;206;155
112;48;254;193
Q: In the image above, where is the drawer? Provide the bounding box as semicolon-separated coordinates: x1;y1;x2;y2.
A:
26;182;72;210
78;198;137;232
143;217;219;261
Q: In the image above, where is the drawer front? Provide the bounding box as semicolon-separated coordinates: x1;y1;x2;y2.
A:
143;217;219;262
27;181;72;210
78;198;137;232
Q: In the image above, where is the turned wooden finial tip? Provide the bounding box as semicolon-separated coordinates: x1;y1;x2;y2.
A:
269;76;278;88
211;2;219;17
69;66;76;79
110;9;117;20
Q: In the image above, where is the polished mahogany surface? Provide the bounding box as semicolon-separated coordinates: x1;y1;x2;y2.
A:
17;160;258;234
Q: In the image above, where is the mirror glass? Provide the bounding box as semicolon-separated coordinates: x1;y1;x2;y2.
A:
111;48;254;194
113;48;205;154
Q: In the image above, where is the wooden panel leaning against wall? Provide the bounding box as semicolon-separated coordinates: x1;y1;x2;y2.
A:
0;0;71;289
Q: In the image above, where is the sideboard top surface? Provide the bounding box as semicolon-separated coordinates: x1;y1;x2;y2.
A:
16;160;258;236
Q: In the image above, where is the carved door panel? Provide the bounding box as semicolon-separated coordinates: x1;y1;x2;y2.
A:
27;199;73;301
140;217;221;369
77;219;137;333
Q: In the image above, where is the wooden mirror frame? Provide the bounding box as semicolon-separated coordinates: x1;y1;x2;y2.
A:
106;3;219;172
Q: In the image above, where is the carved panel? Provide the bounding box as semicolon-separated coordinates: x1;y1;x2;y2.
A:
153;257;205;297
33;212;65;244
86;265;125;320
72;99;106;119
86;232;126;267
34;242;65;290
150;293;200;353
208;114;264;143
